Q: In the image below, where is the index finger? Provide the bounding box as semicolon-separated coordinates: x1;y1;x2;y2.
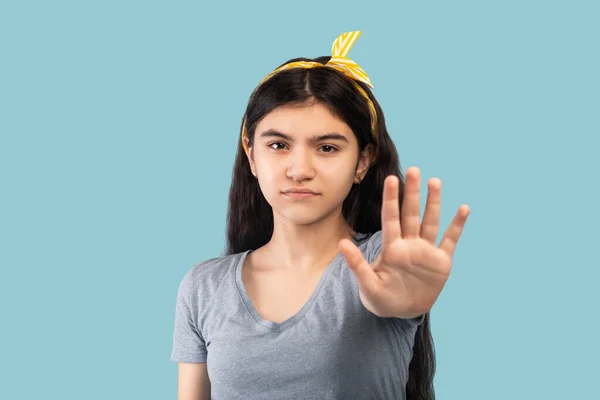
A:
381;174;401;247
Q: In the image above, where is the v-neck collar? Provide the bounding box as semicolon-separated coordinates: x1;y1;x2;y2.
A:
234;232;369;332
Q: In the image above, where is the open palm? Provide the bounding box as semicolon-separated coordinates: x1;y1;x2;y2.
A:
339;166;470;318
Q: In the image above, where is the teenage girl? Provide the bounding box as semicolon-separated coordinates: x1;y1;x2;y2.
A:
170;31;470;400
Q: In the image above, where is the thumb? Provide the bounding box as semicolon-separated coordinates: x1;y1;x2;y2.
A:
338;239;379;294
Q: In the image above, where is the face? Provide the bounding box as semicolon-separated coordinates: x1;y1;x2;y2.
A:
245;101;372;226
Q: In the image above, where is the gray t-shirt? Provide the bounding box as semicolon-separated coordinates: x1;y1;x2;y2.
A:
170;230;425;400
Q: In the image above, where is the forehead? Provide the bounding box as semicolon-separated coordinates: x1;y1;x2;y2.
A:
255;102;354;138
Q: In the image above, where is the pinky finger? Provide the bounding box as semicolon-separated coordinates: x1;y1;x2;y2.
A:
438;205;470;258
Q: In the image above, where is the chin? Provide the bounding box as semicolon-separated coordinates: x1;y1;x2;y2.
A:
274;202;341;226
282;213;325;226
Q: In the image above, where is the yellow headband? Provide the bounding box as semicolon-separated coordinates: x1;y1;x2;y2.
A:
241;30;378;156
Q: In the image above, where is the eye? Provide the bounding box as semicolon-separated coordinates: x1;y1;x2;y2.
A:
268;142;288;150
319;145;338;153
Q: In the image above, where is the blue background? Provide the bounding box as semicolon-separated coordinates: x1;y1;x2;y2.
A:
1;0;598;398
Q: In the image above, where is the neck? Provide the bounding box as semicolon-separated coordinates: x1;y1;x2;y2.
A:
263;208;355;271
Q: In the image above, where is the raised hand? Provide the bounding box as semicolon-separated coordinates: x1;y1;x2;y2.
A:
339;166;470;318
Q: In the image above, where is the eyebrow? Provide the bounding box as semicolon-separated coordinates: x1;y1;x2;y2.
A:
258;129;350;143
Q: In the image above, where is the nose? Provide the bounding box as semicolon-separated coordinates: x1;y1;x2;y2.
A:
286;147;315;182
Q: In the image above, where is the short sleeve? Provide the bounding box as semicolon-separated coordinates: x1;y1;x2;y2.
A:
365;230;426;327
170;274;207;363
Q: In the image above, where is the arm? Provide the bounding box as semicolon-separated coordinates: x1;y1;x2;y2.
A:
178;362;211;400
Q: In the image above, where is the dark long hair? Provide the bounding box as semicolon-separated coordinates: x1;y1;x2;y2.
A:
224;56;435;399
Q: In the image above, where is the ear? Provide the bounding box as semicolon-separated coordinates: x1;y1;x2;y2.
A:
244;137;257;177
354;144;374;184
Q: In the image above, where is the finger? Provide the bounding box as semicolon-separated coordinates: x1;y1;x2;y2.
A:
439;205;470;258
401;167;421;238
420;178;442;244
381;175;402;248
339;238;379;295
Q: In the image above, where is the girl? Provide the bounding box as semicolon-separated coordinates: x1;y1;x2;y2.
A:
171;31;470;400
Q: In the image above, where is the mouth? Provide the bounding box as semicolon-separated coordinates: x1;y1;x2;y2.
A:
281;189;319;199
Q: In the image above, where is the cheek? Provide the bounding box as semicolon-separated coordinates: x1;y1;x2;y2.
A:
323;159;356;180
254;157;275;179
322;162;356;196
254;160;281;196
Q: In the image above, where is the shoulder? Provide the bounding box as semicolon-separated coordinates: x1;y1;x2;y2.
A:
176;251;246;301
355;230;383;264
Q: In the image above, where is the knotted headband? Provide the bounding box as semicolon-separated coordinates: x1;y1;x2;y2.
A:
241;30;378;158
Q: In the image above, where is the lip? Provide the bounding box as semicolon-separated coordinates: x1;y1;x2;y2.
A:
281;188;319;199
283;192;318;199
